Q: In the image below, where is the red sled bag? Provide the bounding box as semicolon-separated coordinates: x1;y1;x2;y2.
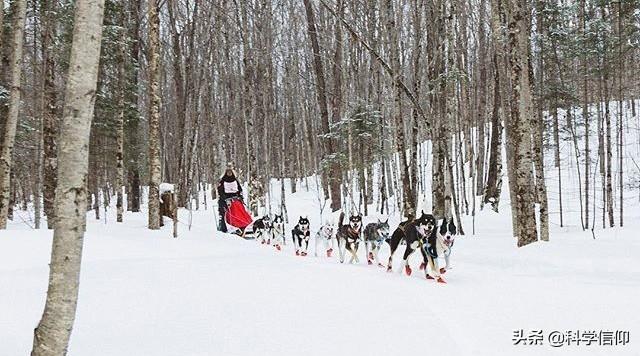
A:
226;200;253;229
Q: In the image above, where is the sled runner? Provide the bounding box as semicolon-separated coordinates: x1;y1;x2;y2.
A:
224;197;255;239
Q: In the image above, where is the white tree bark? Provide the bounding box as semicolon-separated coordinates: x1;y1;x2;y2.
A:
0;0;27;228
147;0;162;230
31;0;106;355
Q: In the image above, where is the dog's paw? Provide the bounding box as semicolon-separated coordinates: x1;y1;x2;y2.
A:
404;265;412;276
439;268;447;274
436;277;447;284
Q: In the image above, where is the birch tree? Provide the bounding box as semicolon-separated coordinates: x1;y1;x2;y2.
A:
147;0;161;230
496;0;540;246
0;0;27;229
41;0;58;229
31;0;106;354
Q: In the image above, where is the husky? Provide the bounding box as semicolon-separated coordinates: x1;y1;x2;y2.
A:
423;218;457;283
271;214;286;251
386;211;438;280
291;216;311;256
253;215;272;245
314;223;335;257
363;218;390;266
336;212;363;264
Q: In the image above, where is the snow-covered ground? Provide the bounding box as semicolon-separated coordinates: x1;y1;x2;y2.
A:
1;190;639;356
2;101;640;355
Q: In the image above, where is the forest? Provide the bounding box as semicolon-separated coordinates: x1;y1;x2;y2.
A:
1;0;639;355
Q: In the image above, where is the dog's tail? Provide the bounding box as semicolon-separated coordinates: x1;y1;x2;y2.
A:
338;211;345;227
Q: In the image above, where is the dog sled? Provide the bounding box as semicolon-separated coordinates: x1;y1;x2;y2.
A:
223;197;255;239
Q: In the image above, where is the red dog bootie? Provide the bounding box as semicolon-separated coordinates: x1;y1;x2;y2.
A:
419;262;426;270
437;277;447;284
439;268;447;274
301;251;307;257
405;265;412;276
275;244;281;251
326;248;333;258
295;250;300;256
426;274;435;280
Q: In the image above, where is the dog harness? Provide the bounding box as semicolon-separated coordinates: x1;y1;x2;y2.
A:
345;227;360;242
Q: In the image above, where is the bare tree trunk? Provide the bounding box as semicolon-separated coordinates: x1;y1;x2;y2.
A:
0;0;27;228
476;0;488;194
167;0;188;207
553;103;563;226
498;0;540;246
567;107;586;230
385;0;415;218
0;1;3;55
303;0;341;212
126;0;141;213
581;0;590;230
116;21;125;223
532;1;549;241
605;86;614;227
483;52;504;212
30;7;42;229
41;0;58;229
617;1;624;227
34;109;42;229
147;0;162;230
31;1;105;354
410;0;423;206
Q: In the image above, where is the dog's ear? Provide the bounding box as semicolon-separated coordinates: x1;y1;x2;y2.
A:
449;218;457;234
439;219;448;235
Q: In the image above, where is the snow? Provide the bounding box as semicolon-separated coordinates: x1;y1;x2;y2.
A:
1;194;639;356
2;102;640;355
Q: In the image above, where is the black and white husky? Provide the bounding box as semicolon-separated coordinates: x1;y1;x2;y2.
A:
386;211;437;279
271;214;285;251
253;215;272;245
423;218;457;282
363;219;390;266
336;212;363;263
314;223;335;257
291;216;311;256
